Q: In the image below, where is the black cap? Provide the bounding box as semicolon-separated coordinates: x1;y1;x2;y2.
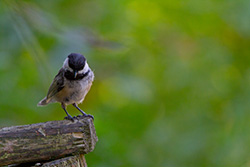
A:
68;53;86;71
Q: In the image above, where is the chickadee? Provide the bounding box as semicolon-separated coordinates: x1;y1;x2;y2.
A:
38;53;94;120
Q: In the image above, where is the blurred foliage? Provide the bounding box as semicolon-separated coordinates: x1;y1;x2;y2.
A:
1;0;250;166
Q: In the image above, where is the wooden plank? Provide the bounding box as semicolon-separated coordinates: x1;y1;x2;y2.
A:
0;117;97;166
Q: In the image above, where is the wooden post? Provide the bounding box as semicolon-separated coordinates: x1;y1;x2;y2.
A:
0;117;98;166
39;154;87;167
10;154;88;167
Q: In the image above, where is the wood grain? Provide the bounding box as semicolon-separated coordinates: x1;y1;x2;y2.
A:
0;117;97;166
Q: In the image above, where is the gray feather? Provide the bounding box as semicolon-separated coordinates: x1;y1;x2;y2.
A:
37;97;48;106
46;68;65;99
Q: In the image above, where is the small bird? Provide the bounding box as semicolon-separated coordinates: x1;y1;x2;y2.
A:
38;53;94;120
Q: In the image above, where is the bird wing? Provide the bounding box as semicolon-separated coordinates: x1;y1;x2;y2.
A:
46;68;65;99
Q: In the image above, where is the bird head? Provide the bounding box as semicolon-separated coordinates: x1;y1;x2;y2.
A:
63;53;89;78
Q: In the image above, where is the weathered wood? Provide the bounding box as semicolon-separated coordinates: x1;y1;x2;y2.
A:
29;154;87;167
40;154;87;167
0;117;97;166
9;154;87;167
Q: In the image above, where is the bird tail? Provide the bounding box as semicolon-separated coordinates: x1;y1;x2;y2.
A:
37;97;49;106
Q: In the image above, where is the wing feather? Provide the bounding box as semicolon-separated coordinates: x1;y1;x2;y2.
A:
46;68;65;99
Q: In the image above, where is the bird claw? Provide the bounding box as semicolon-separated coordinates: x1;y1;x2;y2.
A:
64;115;75;122
77;114;94;120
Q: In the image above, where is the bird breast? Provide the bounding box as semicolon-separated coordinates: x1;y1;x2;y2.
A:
56;70;94;105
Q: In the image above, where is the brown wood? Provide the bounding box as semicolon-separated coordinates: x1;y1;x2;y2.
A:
37;154;87;167
0;117;97;166
10;154;87;167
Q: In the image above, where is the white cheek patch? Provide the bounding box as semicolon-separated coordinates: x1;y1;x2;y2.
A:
63;57;73;72
63;58;69;68
78;62;89;74
68;67;73;72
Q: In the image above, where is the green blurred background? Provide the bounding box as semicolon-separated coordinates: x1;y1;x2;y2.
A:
1;0;250;166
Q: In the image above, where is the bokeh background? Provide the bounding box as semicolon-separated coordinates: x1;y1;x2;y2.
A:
1;0;250;166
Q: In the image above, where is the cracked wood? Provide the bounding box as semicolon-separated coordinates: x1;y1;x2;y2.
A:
0;117;97;166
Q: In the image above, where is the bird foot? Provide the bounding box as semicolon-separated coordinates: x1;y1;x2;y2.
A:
64;115;75;122
76;114;94;120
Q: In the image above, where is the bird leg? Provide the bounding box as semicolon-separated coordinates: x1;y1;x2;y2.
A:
72;103;94;120
61;103;74;121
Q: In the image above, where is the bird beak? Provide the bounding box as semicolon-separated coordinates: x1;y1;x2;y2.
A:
74;71;78;78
